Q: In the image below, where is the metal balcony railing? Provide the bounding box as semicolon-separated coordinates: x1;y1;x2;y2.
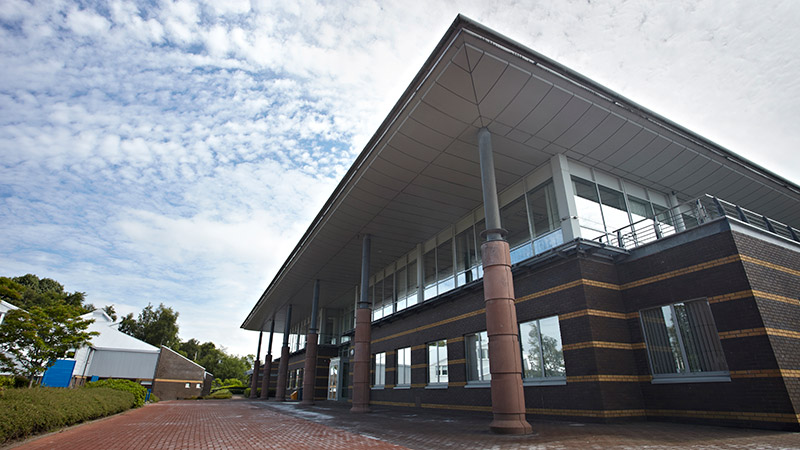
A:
593;194;800;251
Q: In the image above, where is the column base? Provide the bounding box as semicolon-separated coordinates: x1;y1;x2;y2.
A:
350;405;372;414
489;414;533;435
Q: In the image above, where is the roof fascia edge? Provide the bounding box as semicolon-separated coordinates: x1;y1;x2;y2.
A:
240;15;471;330
456;16;799;195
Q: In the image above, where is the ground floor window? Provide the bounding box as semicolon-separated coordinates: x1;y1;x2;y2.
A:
373;352;386;387
465;331;490;383
519;315;565;382
640;299;729;382
396;347;411;386
427;340;448;385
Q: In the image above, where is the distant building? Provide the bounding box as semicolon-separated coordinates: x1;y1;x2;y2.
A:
41;309;212;398
241;16;799;431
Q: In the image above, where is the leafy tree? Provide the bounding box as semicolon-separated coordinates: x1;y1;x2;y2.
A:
101;305;118;322
118;303;179;348
1;274;91;315
176;338;201;360
0;305;97;387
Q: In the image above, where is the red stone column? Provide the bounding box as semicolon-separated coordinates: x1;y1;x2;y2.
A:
260;354;272;399
350;307;372;413
249;359;260;398
300;332;318;405
274;345;290;401
483;240;532;434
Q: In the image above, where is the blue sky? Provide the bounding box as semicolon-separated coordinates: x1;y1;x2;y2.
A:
1;0;799;358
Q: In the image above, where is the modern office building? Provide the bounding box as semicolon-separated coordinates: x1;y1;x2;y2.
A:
241;16;800;431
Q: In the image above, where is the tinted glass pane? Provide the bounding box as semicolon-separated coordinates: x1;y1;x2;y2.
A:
539;316;564;377
437;239;454;293
527;181;559;238
572;177;605;237
500;196;532;261
598;185;630;233
423;249;436;300
406;260;418;306
520;320;542;378
455;227;478;285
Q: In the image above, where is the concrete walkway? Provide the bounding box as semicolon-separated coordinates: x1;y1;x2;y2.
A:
7;398;800;449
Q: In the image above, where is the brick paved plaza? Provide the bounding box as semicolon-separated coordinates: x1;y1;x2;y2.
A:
6;399;800;449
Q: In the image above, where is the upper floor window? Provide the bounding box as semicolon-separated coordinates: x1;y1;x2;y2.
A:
519;315;565;383
640;299;729;383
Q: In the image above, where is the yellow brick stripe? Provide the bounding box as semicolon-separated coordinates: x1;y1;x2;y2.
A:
620;255;741;290
562;341;646;351
648;409;800;424
369;254;796;347
719;327;800;340
740;255;800;278
154;378;204;384
448;358;466;365
527;407;646;418
730;369;800;379
560;309;638;321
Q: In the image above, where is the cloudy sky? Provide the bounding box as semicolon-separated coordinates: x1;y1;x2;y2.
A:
1;0;798;358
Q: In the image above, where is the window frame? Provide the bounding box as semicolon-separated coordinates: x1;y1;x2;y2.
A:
426;340;449;388
465;331;491;386
640;299;730;384
373;352;386;388
518;315;566;386
395;347;411;388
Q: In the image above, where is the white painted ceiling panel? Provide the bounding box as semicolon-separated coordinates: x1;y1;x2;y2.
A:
494;76;552;128
436;62;475;102
516;86;572;135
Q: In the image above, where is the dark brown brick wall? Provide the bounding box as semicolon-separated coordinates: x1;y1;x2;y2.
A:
153;346;206;400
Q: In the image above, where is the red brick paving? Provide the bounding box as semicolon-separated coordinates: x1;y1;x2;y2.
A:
6;400;406;450
6;398;800;450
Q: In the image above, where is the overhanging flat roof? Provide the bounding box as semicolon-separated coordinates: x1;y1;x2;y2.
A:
242;15;800;331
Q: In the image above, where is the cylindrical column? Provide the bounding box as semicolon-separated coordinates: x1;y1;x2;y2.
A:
478;127;532;435
249;331;263;398
478;128;504;241
261;319;275;399
351;234;372;413
274;306;292;402
301;280;321;405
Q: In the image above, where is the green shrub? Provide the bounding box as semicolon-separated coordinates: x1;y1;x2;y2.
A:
243;387;260;397
0;387;135;444
85;379;148;408
149;393;160;403
206;389;232;399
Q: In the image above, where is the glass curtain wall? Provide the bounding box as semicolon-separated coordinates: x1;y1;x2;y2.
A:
465;331;491;382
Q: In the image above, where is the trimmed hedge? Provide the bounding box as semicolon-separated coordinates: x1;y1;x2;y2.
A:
206;389;232;399
85;379;148;408
0;387;135;444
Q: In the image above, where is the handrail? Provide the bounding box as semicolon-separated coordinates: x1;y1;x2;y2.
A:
593;194;800;250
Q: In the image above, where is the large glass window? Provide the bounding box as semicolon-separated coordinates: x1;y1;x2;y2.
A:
572;176;605;240
598;185;629;233
396;347;411;386
527;181;559;238
519;316;565;380
455;226;480;286
427;340;449;385
640;300;728;381
500;196;533;264
423;249;437;300
374;352;386;387
466;331;491;382
406;260;418;307
381;273;394;318
436;239;454;293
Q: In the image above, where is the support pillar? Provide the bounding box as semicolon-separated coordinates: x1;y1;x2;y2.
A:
351;234;372;413
249;330;263;398
274;305;292;402
550;153;580;241
478;127;532;435
261;319;275;399
301;280;321;405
